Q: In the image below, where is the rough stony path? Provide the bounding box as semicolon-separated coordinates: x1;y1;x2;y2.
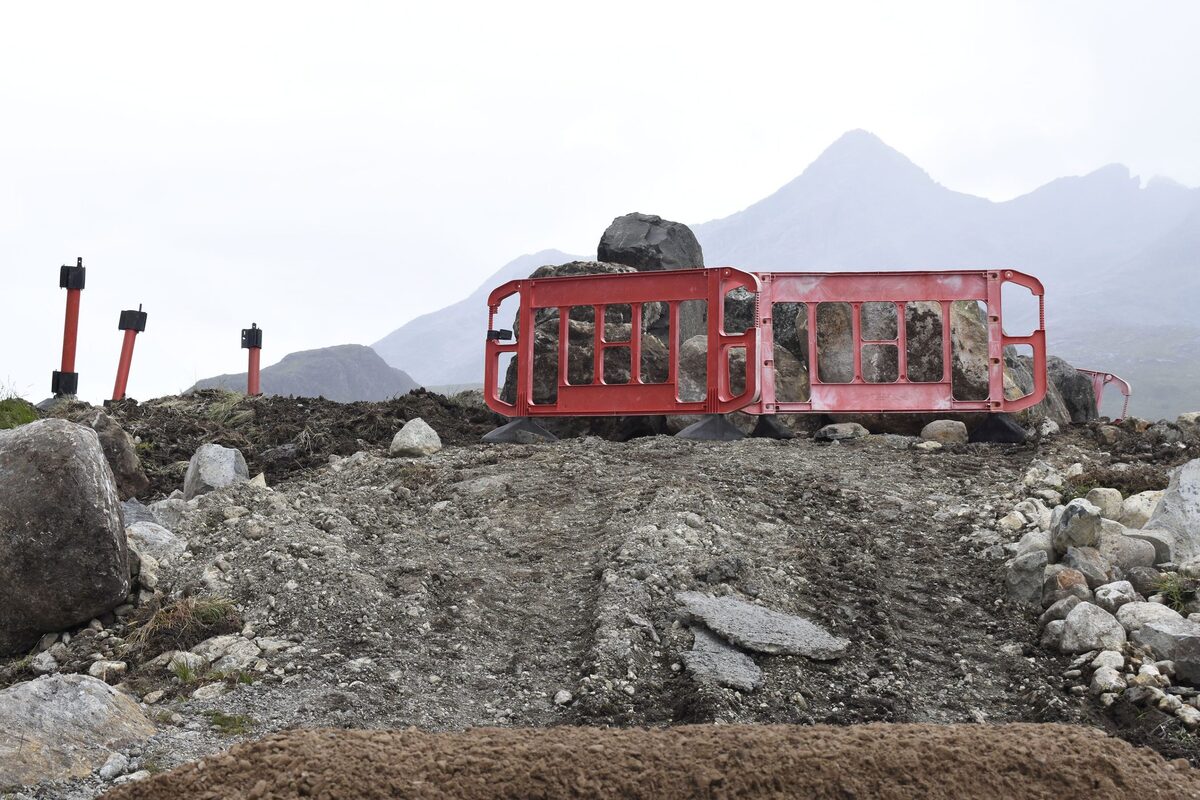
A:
10;431;1117;798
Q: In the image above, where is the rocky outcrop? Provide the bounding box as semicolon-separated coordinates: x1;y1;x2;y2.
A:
0;674;155;786
0;419;129;656
1048;357;1098;423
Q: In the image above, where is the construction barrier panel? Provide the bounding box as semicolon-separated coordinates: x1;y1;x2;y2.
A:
1077;368;1132;421
485;267;1047;418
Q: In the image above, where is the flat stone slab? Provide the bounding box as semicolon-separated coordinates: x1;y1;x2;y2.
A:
675;592;850;660
681;626;763;692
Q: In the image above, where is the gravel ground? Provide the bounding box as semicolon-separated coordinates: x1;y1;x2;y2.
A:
4;410;1198;798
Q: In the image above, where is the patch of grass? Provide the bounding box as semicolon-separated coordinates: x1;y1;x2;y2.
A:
204;390;254;428
202;709;255;735
126;595;241;654
0;397;36;430
170;660;200;684
1157;573;1197;613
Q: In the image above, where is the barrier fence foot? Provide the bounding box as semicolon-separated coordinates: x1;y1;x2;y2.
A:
675;415;745;442
968;413;1028;444
482;418;559;444
750;415;794;440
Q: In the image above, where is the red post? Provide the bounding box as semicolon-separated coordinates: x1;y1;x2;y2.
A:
111;306;148;402
52;257;86;397
241;323;263;396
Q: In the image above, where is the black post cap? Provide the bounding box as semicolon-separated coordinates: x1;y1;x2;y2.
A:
241;323;263;349
118;306;148;332
59;257;86;290
51;370;79;397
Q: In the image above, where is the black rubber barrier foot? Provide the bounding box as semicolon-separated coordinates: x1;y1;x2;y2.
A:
675;415;746;441
969;413;1028;444
750;415;795;440
482;418;559;444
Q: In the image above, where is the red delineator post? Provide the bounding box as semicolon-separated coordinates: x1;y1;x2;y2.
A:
111;305;148;402
241;323;263;396
52;257;86;397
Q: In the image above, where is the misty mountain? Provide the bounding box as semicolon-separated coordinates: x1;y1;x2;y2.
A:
372;249;585;386
191;344;419;402
372;131;1198;419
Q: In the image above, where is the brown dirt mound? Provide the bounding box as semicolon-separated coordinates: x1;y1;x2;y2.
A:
101;389;503;496
102;723;1200;800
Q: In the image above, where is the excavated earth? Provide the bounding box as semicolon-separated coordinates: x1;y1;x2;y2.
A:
3;393;1199;798
103;724;1200;800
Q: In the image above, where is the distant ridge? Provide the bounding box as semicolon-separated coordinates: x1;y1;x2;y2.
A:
191;344;419;402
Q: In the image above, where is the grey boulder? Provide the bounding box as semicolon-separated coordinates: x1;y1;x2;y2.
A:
675;591;849;660
0;419;129;656
0;674;155;786
1148;459;1200;562
1005;550;1047;607
1060;602;1126;653
1116;601;1183;635
68;408;150;500
1133;619;1200;683
1051;499;1102;556
919;420;968;445
183;443;249;500
597;212;704;272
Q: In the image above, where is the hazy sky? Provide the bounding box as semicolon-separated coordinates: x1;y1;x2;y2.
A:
2;1;1197;401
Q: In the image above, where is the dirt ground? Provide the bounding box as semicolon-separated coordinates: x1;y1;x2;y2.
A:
101;723;1200;800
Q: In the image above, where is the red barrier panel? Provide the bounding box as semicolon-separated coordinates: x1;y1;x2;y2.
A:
485;268;1047;418
1077;368;1132;421
485;268;760;417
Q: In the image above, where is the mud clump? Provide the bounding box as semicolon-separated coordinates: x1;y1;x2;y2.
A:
102;389;503;496
101;723;1200;800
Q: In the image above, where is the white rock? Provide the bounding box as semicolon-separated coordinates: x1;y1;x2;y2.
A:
1014;498;1052;531
1179;704;1200;729
98;751;129;781
1148;460;1200;562
191;635;262;673
389;418;443;457
1091;650;1125;670
87;660;127;683
1117;601;1184;634
1090;665;1127;695
30;650;58;675
183;443;249;500
1085;488;1124;520
1060;602;1126;653
1014;530;1054;561
1094;581;1137;614
553;689;573;706
125;521;186;565
1119;491;1164;529
190;682;228;700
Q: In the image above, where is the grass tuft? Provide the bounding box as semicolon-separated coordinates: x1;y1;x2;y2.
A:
126;595;240;654
202;710;255;735
1156;573;1197;613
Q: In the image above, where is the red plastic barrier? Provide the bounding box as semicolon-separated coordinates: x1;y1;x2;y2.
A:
485;268;1048;418
486;268;760;416
1077;368;1132;421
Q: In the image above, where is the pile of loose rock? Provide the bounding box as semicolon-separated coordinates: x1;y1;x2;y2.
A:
1004;419;1200;731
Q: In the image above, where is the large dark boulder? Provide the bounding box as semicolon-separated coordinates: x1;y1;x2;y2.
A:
597;212;704;272
70;408;150;500
0;419;129;656
1048;356;1099;423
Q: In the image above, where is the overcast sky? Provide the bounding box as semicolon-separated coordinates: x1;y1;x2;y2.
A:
2;1;1197;402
